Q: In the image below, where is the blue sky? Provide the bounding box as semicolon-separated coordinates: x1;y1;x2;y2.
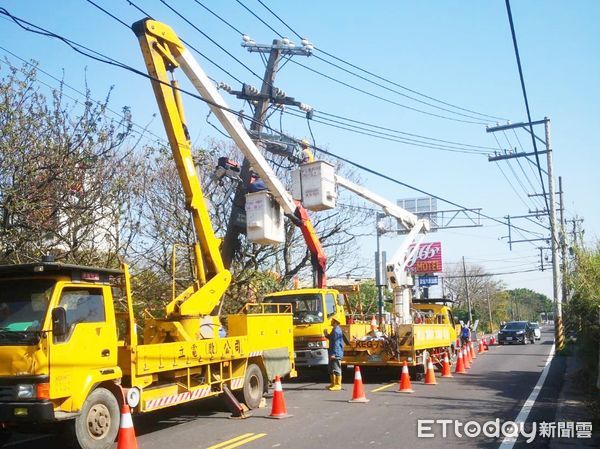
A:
1;1;598;298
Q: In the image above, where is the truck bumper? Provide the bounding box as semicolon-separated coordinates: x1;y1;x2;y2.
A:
294;349;328;367
0;402;55;423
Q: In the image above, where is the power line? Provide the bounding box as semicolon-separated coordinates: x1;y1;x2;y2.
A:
0;45;168;146
504;0;549;214
85;0;243;85
283;109;490;155
189;0;502;151
289;59;488;125
312;53;493;123
6;6;545;242
253;0;508;122
443;268;541;278
233;0;282;37
316;111;497;150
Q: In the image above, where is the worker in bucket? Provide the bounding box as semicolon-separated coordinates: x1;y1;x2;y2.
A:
324;316;344;391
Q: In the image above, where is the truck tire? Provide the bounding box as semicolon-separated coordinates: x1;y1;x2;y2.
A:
68;387;120;449
242;364;264;409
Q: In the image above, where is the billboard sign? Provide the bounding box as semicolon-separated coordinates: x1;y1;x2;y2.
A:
418;275;439;287
406;242;443;274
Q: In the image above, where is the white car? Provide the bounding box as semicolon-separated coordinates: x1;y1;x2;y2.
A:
529;322;541;340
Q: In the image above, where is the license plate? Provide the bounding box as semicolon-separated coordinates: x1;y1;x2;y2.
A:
506;337;513;341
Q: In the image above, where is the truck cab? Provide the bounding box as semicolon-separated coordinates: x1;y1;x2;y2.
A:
263;288;346;367
0;261;122;437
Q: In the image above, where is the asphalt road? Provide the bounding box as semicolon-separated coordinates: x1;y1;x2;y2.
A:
6;325;563;449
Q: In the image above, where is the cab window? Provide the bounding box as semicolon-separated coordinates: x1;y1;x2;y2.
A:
325;293;336;317
58;288;105;329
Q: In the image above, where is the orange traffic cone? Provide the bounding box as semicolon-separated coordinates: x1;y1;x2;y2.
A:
470;341;477;360
423;359;437;385
455;348;467;374
267;376;292;419
463;346;471;369
441;352;453;378
370;315;378;331
349;366;369;403
398;361;414;393
478;339;485;354
117;404;138;449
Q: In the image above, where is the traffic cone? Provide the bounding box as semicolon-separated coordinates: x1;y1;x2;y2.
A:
470;341;477;360
349;366;369;403
370;315;378;331
455;348;467;374
462;346;471;369
441;352;453;378
423;360;437;385
267;376;292;419
117;404;138;449
398;361;414;393
478;339;485;354
490;335;496;345
483;337;489;351
466;344;473;364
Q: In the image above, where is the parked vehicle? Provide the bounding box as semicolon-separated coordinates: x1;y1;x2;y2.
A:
497;321;535;345
529;322;542;340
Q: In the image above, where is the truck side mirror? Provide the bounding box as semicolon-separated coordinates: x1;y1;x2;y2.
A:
52;307;68;340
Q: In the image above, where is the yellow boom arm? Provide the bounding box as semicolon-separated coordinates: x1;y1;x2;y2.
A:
132;19;231;317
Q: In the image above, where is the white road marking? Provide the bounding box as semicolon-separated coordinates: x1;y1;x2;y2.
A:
498;343;556;449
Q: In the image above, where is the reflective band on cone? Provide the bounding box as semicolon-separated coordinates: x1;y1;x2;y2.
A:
398;361;414;393
267;376;292;419
455;349;467;374
117;405;138;449
349;366;369;403
441;352;453;378
424;360;437;385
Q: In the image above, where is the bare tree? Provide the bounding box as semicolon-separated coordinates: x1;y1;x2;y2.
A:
0;60;141;266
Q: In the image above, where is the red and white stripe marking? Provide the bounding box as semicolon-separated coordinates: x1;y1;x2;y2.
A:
145;387;212;411
230;377;244;390
249;351;263;358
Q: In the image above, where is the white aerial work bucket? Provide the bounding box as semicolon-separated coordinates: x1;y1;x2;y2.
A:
291;161;337;211
245;191;284;244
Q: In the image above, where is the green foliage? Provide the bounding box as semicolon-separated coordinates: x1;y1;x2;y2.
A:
565;243;600;367
505;288;552;322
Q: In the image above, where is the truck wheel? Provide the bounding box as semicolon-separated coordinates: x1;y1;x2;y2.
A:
69;388;120;449
242;364;264;409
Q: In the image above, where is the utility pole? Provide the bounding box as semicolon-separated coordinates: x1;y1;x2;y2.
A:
544;118;564;350
221;37;312;268
462;256;472;324
486;289;494;333
375;214;384;326
486;118;563;349
559;176;568;305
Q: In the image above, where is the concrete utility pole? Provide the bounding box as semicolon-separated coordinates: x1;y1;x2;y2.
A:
544;118;564;350
462;256;472;324
486;118;563;349
221;37;312;268
486;289;494;333
559;176;568;305
221;42;282;268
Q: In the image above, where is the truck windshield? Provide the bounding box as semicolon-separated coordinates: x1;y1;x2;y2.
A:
265;294;323;324
0;279;54;344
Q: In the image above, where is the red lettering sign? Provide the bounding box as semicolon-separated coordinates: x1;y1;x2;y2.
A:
406;242;443;274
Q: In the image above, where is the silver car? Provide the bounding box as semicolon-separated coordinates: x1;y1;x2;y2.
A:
529;322;541;340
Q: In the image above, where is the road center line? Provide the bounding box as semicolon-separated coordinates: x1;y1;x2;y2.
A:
205;433;256;449
219;433;267;449
371;382;397;393
498;343;556;449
